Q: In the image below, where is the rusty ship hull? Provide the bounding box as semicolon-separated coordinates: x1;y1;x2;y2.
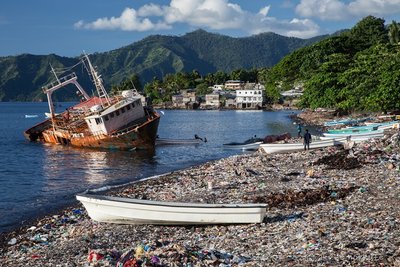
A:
24;53;161;151
24;110;160;151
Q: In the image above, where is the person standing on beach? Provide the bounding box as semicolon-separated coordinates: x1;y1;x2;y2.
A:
303;129;312;150
297;124;302;137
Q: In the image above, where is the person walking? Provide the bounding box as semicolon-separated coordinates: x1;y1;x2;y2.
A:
303;129;312;150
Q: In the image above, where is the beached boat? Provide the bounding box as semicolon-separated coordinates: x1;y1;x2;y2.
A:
323;117;371;127
318;133;384;142
24;53;160;150
364;120;398;129
223;137;263;150
260;138;347;154
322;130;384;139
156;137;203;145
76;193;267;225
327;125;380;134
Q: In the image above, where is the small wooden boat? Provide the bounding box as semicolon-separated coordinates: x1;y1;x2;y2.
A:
327;125;379;134
323;117;371;127
260;138;347;154
322;130;383;139
319;131;384;142
155;137;203;145
223;137;263;150
76;193;267;225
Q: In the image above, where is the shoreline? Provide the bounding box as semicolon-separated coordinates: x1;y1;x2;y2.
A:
1;125;400;265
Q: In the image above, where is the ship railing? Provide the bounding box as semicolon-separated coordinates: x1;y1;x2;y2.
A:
52;116;87;132
42;73;77;92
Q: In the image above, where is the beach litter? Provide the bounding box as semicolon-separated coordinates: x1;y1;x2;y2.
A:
1;129;400;266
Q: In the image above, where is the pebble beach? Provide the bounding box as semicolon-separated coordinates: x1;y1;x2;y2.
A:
1;114;400;266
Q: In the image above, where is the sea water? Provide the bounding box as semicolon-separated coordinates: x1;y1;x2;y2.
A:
0;103;303;233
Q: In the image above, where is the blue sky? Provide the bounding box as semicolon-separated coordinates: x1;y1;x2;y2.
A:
1;0;400;57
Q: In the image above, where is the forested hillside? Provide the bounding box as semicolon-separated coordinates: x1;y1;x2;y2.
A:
265;16;400;113
0;30;326;102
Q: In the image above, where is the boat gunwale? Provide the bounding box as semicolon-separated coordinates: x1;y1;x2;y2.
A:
76;193;268;209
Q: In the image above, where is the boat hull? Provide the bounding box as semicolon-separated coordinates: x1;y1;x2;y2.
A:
260;138;347;154
25;112;160;150
222;141;262;150
322;130;383;139
155;138;202;145
76;193;267;225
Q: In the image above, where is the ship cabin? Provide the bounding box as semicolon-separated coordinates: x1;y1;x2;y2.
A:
84;95;145;136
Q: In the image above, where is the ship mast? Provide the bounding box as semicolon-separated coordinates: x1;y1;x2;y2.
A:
82;52;111;107
43;65;90;118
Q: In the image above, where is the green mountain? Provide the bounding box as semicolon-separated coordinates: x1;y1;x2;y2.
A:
0;29;327;101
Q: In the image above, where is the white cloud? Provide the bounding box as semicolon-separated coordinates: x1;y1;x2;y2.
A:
137;4;165;17
74;7;171;31
259;6;271;17
296;0;400;21
74;0;321;38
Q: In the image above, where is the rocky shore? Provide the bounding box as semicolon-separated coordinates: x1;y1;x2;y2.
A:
1;120;400;266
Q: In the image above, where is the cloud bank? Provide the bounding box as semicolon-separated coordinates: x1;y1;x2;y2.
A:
296;0;400;21
74;0;319;38
74;0;400;38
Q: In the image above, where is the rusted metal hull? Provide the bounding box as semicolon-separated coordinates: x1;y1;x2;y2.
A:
25;113;160;151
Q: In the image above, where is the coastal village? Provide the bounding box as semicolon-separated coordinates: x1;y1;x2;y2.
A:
156;80;302;110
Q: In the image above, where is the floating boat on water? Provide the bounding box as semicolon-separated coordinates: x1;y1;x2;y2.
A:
260;138;347;154
24;114;39;118
223;137;263;150
155;137;203;145
76;192;267;225
24;53;160;150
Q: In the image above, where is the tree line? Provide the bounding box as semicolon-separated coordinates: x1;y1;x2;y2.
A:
112;16;400;114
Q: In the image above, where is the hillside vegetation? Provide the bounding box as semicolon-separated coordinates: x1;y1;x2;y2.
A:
266;16;400;113
0;30;325;102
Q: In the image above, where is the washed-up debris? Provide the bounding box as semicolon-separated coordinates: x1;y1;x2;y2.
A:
314;150;361;169
1;128;400;266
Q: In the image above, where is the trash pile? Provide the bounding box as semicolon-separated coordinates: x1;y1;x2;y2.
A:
1;130;400;266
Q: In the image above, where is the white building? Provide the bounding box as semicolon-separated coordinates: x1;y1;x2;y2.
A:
236;83;265;109
205;93;220;108
212;84;224;91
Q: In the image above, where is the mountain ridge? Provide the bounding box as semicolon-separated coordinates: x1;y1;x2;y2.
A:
0;29;328;101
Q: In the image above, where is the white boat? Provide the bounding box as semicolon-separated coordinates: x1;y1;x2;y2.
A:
25;114;39;118
223;141;263;150
260;138;347;154
322;130;383;139
364;120;398;129
76;193;267;225
319;132;384;142
223;137;263;150
155;138;203;145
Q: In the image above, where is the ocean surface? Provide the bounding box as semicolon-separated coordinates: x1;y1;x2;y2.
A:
0;102;307;233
